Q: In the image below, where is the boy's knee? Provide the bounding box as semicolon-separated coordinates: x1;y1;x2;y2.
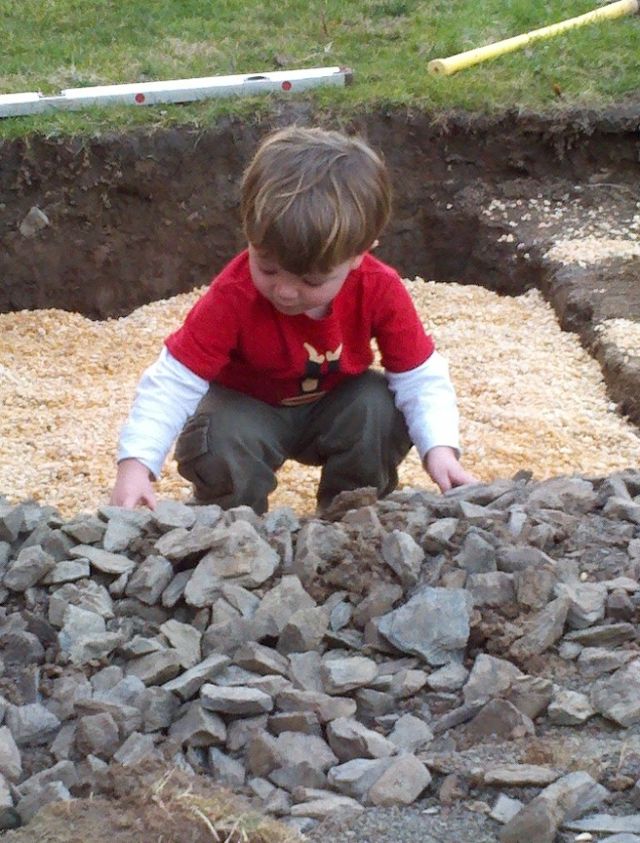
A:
175;413;224;490
174;397;282;512
343;371;399;425
174;413;211;467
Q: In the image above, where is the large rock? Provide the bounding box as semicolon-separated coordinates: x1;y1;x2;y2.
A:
289;792;364;821
234;642;289;676
591;659;640;727
465;699;535;742
16;781;71;824
101;517;142;553
578;647;636;678
555;581;607;629
454;528;497;574
169;703;226;747
112;732;158;767
153;499;197;531
328;757;394;800
0;727;22;781
468;571;516;606
387;714;434;753
48;581;115;629
251;576;316;636
525;477;597;514
367;754;432;806
320;656;378;695
184;521;280;606
377;587;471;665
278;607;329;654
125;555;174;605
500;771;609;843
548;689;594;725
276;689;357;723
58;605;105;653
69;545;136;576
5;704;60;747
326;717;397;761
154;523;225;562
463;654;523;704
75;713;119;759
3;546;55;591
208;747;246;788
381;530;425;586
162;654;230;701
246;731;337;776
126;650;182;686
42;560;91;585
564;622;636;648
503;675;553;720
140;687;180;732
292;522;350;588
484;765;560;787
564;814;640;834
200;685;273;716
159;619;202;668
509;597;570;661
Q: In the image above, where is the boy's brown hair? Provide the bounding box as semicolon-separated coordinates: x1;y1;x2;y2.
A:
240;126;391;275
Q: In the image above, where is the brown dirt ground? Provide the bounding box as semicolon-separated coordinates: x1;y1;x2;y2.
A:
2;762;301;843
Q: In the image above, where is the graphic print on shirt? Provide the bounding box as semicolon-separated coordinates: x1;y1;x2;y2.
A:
280;341;343;406
301;341;343;392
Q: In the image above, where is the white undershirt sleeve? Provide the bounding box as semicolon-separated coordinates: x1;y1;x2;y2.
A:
385;351;460;461
117;347;209;479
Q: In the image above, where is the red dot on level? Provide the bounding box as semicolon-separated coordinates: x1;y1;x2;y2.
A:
281;81;292;91
135;93;145;103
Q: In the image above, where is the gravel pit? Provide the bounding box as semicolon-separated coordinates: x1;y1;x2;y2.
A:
1;279;638;518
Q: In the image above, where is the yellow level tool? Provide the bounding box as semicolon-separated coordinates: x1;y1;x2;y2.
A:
428;0;639;76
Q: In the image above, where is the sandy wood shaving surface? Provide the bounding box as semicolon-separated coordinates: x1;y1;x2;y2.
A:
544;236;640;266
1;281;638;518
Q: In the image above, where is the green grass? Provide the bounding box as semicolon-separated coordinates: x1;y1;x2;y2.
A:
1;0;639;138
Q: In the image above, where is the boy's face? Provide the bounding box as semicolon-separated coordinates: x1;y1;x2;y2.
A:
248;245;363;317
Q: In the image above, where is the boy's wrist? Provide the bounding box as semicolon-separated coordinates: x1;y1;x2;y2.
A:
118;458;155;481
422;445;457;465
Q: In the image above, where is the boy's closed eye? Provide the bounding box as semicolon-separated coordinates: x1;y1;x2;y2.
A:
258;263;329;288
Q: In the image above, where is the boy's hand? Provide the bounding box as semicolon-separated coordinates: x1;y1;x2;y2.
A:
423;446;478;493
110;458;157;510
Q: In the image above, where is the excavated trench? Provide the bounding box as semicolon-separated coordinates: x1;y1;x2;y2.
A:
1;104;639;428
1;105;640;842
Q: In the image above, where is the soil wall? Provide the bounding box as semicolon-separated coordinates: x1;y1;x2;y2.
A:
1;104;639;318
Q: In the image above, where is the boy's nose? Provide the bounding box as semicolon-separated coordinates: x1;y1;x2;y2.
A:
274;281;298;301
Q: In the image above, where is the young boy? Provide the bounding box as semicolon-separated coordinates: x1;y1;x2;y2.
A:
111;126;476;514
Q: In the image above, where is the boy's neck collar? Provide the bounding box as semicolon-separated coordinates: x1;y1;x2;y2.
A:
303;303;332;320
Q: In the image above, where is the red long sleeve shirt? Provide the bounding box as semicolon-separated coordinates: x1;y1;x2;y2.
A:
165;250;434;407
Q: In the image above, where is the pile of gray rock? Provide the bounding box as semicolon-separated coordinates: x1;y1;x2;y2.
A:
0;470;639;841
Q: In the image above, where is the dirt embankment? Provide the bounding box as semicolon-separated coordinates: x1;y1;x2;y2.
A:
1;103;639;317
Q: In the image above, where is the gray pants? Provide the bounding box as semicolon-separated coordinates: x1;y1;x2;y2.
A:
174;370;412;514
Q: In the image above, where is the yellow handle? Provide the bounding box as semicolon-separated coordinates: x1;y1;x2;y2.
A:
428;0;639;76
